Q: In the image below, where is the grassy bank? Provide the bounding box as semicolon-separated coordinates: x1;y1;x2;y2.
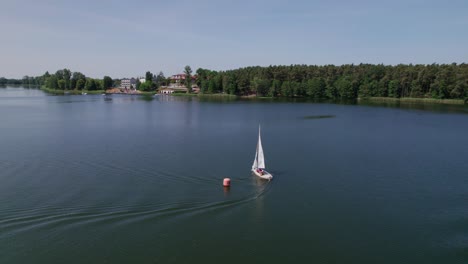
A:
170;93;238;98
138;91;157;95
41;86;105;95
199;93;237;98
170;92;199;97
358;97;466;105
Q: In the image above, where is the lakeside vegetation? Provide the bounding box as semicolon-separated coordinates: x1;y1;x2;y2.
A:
40;86;105;95
2;63;468;104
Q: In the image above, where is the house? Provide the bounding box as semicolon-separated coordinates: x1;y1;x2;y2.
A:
169;74;196;87
159;87;185;94
159;84;200;94
121;78;136;89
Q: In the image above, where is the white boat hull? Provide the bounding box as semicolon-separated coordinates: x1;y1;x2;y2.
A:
252;169;273;180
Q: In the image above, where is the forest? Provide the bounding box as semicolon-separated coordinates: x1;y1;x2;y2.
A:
195;63;468;100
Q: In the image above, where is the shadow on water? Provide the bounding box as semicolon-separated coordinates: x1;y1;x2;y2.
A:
303;115;336;119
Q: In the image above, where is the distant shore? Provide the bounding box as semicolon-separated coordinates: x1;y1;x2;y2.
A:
38;86;468;105
41;87;106;95
40;87;155;95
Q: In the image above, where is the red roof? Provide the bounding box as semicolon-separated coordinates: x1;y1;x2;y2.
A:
170;74;197;80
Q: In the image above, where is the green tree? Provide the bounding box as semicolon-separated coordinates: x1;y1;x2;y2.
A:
334;76;356;99
22;76;30;86
57;79;66;90
76;79;85;90
145;71;153;83
200;80;208;94
46;75;58;89
139;82;149;91
269;80;281;97
410;80;423;98
154;71;165;88
388;80;401;98
325;83;338;99
63;69;71;89
252;77;270;96
208;79;216;93
280;81;292;97
71;72;86;90
184;65;192;93
103;76;113;90
306;78;326;98
95;79;103;90
85;79;96;91
358;79;373;98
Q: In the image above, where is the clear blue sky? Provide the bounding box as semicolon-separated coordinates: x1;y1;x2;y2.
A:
1;0;467;78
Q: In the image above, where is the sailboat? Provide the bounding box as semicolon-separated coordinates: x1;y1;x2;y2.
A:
252;126;273;180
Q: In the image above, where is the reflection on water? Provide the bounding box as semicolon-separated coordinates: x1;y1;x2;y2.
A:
223;186;230;197
358;100;468;114
138;94;155;101
252;174;271;197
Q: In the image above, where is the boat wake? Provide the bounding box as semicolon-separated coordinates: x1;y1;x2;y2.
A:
0;172;275;240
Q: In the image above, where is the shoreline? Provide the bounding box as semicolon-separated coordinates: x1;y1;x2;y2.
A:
41;87;106;94
38;86;467;106
40;87;156;96
358;97;465;105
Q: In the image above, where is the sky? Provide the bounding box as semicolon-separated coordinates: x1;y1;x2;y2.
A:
1;0;467;78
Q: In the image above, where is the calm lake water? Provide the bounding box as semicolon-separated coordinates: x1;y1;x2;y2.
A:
1;87;468;263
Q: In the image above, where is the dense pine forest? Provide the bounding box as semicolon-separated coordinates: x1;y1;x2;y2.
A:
196;64;468;100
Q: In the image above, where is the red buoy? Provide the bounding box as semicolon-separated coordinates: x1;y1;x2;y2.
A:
223;178;231;187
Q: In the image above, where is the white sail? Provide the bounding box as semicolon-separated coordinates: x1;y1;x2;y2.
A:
252;126;266;169
252;148;258;169
257;127;265;169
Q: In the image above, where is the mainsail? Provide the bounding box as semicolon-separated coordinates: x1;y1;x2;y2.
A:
252;126;266;169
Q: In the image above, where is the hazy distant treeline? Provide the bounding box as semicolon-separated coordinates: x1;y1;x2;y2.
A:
0;77;32;85
196;63;468;100
1;69;120;91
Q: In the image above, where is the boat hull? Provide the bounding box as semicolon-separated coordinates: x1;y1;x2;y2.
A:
252;169;273;180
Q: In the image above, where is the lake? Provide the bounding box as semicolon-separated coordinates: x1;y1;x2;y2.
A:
1;87;468;263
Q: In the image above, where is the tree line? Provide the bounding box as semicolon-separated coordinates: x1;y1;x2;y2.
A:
195;63;468;100
0;70;114;91
40;69;115;91
0;76;41;86
3;64;468;100
1;69;171;92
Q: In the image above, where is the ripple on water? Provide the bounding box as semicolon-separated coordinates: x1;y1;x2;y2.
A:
0;164;274;242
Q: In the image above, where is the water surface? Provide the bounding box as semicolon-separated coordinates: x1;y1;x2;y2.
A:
1;87;468;263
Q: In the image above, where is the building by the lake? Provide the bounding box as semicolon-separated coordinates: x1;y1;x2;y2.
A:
169;74;196;87
158;74;199;94
121;78;137;89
